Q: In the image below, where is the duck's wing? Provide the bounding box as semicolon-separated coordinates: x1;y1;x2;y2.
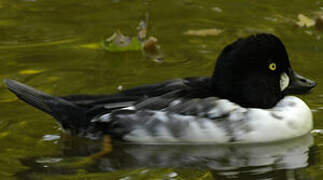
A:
92;97;240;142
60;77;213;113
119;77;212;97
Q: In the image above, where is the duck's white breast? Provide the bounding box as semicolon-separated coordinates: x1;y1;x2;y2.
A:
233;96;313;143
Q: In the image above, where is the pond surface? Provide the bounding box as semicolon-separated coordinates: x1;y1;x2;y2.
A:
1;0;323;179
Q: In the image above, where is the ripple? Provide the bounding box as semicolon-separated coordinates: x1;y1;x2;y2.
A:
168;172;178;178
42;134;60;141
0;38;78;50
119;177;131;180
311;129;323;140
36;157;63;164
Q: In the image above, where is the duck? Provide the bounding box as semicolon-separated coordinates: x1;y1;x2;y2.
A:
4;33;316;144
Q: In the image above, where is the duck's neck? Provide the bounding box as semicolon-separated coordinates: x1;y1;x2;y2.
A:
211;73;283;109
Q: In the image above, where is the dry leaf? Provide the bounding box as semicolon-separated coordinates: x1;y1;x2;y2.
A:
143;36;158;52
184;28;223;36
296;14;315;28
315;14;323;31
102;31;142;52
106;31;132;47
143;36;163;63
212;7;222;13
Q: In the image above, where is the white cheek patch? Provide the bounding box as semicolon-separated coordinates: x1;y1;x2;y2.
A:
280;72;290;91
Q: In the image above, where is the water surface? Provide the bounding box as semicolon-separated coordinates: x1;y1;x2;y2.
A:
1;0;323;179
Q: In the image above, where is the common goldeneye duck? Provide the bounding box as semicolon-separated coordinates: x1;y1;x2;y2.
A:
4;33;316;144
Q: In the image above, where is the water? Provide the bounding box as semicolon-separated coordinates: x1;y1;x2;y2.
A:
0;0;323;179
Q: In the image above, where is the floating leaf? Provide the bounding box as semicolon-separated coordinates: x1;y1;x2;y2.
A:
315;14;323;31
296;14;315;28
211;7;222;13
19;69;43;75
143;36;158;51
81;17;163;62
101;31;142;52
184;28;223;36
143;36;163;62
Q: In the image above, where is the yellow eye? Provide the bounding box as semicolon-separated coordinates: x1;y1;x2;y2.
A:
269;63;276;71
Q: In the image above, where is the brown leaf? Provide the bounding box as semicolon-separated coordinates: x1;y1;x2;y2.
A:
315;14;323;31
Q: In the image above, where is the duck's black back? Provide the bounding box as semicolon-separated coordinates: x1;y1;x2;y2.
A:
61;77;214;115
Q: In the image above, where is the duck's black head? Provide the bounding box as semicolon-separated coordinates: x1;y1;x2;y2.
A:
211;33;316;108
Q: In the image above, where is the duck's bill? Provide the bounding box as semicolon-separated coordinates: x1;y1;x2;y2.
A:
286;70;316;94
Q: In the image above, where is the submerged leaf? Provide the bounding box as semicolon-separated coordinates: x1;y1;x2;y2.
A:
296;14;315;28
79;43;101;49
19;69;43;75
0;20;16;26
184;28;223;36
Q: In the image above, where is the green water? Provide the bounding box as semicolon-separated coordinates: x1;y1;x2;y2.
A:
1;0;323;179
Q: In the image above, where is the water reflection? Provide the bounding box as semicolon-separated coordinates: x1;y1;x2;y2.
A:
101;134;314;170
17;134;316;179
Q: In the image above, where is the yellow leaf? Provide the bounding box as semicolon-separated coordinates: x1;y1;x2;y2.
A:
184;28;223;36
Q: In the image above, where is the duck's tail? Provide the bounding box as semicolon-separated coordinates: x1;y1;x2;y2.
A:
4;79;88;132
